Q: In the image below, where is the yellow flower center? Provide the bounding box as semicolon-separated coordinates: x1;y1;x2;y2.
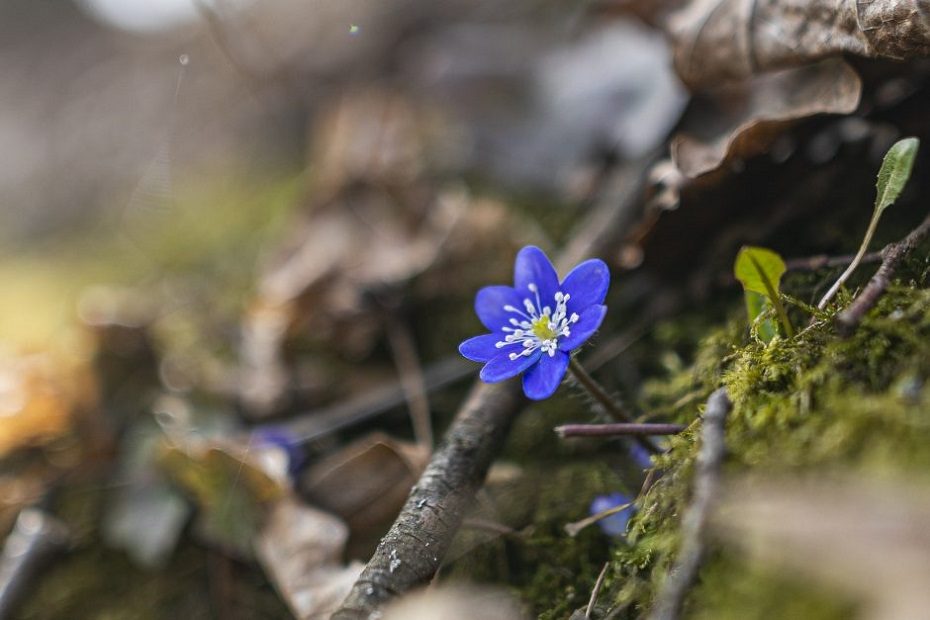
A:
531;316;557;341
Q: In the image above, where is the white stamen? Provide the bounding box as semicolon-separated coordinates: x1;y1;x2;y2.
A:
495;288;583;361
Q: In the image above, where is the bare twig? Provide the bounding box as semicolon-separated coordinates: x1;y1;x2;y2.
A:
585;562;611;619
461;518;519;538
836;212;930;334
648;388;731;620
564;502;633;538
556;422;686;438
385;312;434;450
784;251;882;273
284;356;471;444
331;153;658;619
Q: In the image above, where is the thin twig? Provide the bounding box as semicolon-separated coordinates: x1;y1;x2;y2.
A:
564;502;633;538
385;312;434;450
567;358;660;454
648;388;731;620
836;212;930;334
284;356;471;444
784;251;882;272
556;422;686;438
331;153;658;619
585;562;611;619
461;518;519;537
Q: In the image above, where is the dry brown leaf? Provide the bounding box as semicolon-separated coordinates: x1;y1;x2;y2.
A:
662;0;930;88
0;347;96;458
712;474;930;620
672;58;862;179
238;92;538;417
255;496;364;620
298;432;429;537
615;0;930;178
381;586;527;620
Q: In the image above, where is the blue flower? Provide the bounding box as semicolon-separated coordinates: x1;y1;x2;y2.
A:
590;492;634;537
459;245;609;400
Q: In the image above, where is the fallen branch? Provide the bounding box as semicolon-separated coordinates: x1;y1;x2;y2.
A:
836;212;930;334
555;423;686;438
331;153;658;619
648;388;731;620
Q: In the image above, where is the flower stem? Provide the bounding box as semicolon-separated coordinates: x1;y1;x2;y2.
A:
817;210;881;311
567;357;660;453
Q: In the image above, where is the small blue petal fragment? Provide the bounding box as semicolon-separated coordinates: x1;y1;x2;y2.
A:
589;492;635;537
475;285;522;331
252;426;306;475
459;333;507;362
480;350;541;383
514;246;560;300
522;350;570;400
558;304;607;352
628;442;654;470
560;258;610;316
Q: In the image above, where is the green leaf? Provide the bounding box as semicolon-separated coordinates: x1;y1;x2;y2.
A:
734;246;794;339
745;291;777;343
875;137;919;214
817;137;919;310
734;246;786;298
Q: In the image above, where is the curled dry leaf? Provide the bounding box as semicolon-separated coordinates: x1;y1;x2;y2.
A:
712;474;930;620
298;433;430;539
239;89;536;417
662;0;930;88
157;437;285;558
672;58;862;179
255;496;364;620
618;0;930;179
238;90;464;417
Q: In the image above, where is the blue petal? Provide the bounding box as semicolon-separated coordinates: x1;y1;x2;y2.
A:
514;246;560;302
558;304;607;352
479;349;541;383
475;285;522;331
589;492;634;537
522;350;570;400
560;259;610;316
459;333;507;362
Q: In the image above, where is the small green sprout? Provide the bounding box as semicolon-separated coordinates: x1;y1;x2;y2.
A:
817;136;919;310
734;246;793;341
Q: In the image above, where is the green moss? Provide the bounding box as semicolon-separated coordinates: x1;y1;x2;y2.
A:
602;277;930;619
444;461;634;618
